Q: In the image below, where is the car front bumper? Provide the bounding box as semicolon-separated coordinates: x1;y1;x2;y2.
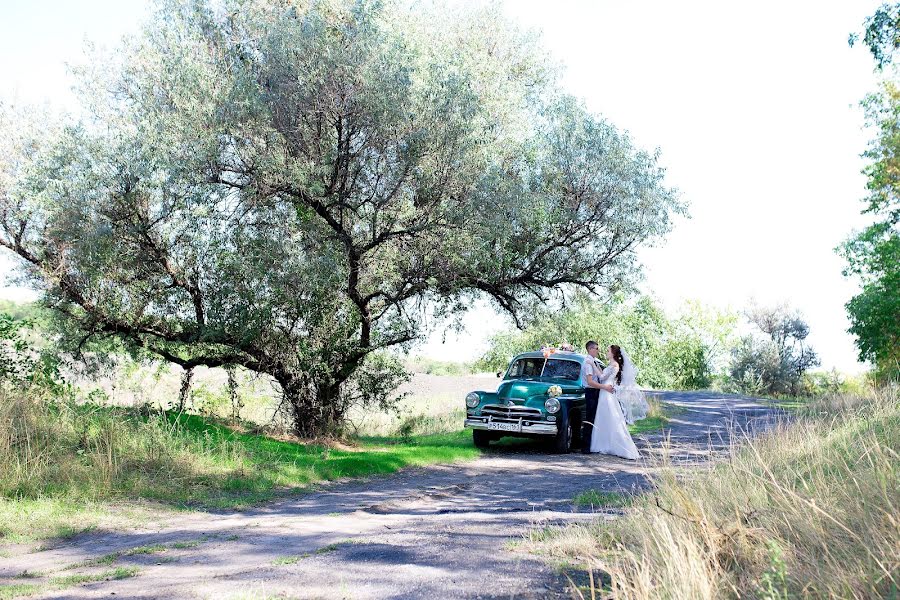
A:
464;417;558;435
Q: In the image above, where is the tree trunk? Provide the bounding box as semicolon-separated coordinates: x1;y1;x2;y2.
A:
177;366;194;412
279;376;343;439
317;381;344;435
226;365;241;421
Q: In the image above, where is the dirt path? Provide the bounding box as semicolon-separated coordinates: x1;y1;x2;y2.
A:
2;391;780;600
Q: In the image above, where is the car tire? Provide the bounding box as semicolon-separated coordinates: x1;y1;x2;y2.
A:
552;408;573;454
473;429;493;448
571;411;583;447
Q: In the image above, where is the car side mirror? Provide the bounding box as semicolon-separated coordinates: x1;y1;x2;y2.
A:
496;371;502;378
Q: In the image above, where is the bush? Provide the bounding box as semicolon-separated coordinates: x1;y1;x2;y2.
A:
729;305;820;397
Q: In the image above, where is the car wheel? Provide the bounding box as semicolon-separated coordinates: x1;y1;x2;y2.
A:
473;429;493;448
552;408;572;454
571;412;583;447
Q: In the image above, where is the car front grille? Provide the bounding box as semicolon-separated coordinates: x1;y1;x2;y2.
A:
481;404;544;420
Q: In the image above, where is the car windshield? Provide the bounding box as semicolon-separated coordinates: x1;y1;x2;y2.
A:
505;357;581;381
543;359;581;381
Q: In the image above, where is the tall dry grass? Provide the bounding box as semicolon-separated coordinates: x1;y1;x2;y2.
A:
0;386;249;502
524;388;899;599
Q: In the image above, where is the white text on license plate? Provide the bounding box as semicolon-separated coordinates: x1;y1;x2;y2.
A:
489;421;520;432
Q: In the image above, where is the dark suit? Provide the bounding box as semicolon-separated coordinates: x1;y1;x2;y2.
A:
581;387;600;453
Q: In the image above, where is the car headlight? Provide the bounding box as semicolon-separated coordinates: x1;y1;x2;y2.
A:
465;392;480;408
544;397;561;414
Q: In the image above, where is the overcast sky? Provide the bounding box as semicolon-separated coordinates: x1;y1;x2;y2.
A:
0;0;884;372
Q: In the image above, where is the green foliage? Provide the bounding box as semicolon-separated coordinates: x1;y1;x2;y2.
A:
841;6;900;381
757;540;789;600
849;2;900;69
839;77;900;381
0;313;34;382
728;304;820;397
477;296;736;390
0;0;682;437
0;300;48;323
800;368;872;398
0;312;64;391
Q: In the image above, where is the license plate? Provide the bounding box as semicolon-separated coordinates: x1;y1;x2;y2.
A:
488;421;520;432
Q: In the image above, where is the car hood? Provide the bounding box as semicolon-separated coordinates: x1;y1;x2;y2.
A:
497;379;579;403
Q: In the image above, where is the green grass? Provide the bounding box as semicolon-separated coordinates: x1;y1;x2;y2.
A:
0;392;480;545
0;383;671;549
73;552;119;568
125;544;167;555
68;538;208;570
272;541;344;565
314;542;342;554
0;584;42;600
762;395;813;412
2;562;143;598
628;414;668;435
627;395;673;435
14;571;42;579
44;567;139;592
572;490;631;508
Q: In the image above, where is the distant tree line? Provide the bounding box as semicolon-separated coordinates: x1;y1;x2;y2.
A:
477;296;830;397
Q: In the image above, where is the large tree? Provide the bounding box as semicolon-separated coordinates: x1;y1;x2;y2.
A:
842;4;900;381
0;0;682;435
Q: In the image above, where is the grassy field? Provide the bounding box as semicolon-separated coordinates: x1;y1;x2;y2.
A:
519;388;900;599
0;389;479;544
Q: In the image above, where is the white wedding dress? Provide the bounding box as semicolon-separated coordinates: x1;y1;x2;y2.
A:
589;363;640;460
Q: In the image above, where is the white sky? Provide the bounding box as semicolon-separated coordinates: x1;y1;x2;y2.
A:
0;0;883;372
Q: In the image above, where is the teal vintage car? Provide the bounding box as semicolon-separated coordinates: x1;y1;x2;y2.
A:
464;349;602;453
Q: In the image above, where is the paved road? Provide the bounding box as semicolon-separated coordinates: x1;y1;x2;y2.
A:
1;391;779;600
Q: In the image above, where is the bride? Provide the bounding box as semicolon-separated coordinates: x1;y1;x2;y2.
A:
589;345;641;460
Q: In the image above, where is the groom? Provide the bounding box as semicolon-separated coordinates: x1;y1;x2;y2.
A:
581;340;606;454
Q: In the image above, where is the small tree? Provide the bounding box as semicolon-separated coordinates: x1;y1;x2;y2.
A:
0;1;682;436
730;304;820;396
